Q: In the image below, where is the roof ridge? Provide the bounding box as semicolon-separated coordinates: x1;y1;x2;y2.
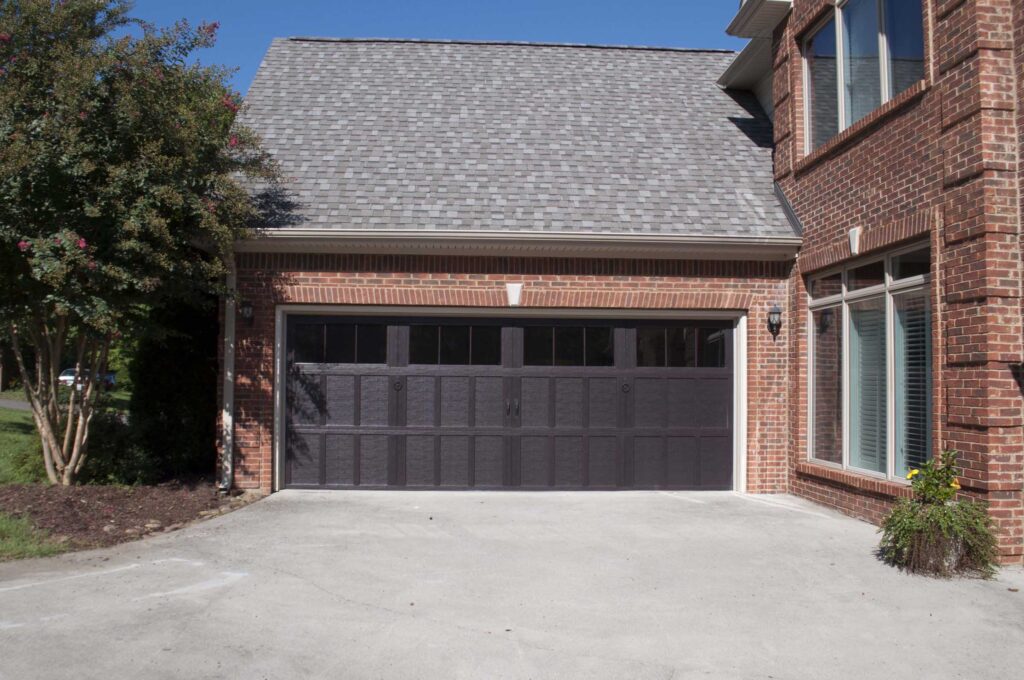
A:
282;37;736;55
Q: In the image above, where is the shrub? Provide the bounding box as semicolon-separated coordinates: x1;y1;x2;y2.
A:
879;451;998;578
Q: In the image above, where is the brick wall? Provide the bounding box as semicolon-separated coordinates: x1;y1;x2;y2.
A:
775;0;1024;563
226;253;792;495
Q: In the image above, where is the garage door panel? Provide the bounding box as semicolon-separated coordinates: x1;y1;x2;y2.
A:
633;437;665;487
520;378;550;428
359;376;390;426
520;437;550;487
588;437;619;488
666;379;699;428
698;379;732;429
473;377;504;428
554;437;584;487
587;378;618;428
440;377;471;427
288;432;322;486
699;436;733;489
634;379;667;428
325;434;356;486
665;436;699;487
359;435;390;486
440;436;471;487
325;376;357;426
554;379;584;428
406;376;436;426
405;435;435;487
473;436;505;487
287;370;324;427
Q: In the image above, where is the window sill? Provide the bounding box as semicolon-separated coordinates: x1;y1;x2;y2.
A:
796;461;914;499
794;80;929;176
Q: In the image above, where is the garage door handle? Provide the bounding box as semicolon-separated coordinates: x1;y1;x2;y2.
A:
513;399;520;416
505;399;511;416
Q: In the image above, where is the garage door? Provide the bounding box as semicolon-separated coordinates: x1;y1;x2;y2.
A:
283;317;734;490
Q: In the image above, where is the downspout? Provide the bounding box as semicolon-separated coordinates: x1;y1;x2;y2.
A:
219;261;237;493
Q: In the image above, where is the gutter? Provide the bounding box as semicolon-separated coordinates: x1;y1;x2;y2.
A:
234;229;802;262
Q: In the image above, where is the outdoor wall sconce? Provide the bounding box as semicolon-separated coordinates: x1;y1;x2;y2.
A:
238;300;254;325
767;304;782;339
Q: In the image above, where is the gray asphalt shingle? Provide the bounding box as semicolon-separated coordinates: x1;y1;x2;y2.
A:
241;38;794;239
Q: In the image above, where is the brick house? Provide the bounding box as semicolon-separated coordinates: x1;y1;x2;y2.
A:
222;0;1024;563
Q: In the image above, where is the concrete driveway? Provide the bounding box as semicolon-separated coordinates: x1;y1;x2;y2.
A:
1;491;1022;680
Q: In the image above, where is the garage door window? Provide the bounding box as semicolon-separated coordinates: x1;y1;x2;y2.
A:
636;326;726;368
410;325;502;365
524;326;614;367
290;322;387;364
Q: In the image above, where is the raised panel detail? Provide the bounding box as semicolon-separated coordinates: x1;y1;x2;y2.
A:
440;377;470;427
288;433;321;486
325;435;355;485
359;435;389;486
634;379;667;428
588;437;618;488
665;436;699;487
587;378;618;428
520;437;550;487
474;437;505;487
634;437;664;487
554;379;584;428
474;377;504;428
440;436;470;487
288;369;323;426
405;436;435;487
359;376;390;426
553;437;583;487
520;378;550;428
406;377;436;426
325;376;356;426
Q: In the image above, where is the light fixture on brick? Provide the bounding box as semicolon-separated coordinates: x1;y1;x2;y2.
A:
238;300;254;325
767;303;782;339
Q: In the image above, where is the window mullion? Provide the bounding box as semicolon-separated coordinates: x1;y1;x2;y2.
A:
842;296;851;470
885;286;896;481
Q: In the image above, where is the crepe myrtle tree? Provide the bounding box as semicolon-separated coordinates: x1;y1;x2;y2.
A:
0;1;276;484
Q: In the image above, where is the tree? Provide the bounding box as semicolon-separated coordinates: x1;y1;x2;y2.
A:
0;1;275;484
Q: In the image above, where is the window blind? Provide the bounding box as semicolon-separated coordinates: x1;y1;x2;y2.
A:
850;298;887;473
895;294;931;475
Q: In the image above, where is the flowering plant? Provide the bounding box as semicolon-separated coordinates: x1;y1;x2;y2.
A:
880;450;997;578
905;450;961;504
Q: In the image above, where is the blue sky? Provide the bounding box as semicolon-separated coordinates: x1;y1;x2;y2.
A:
131;0;746;93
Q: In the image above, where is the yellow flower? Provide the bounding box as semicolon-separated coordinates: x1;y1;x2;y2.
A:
951;480;961;490
907;469;920;479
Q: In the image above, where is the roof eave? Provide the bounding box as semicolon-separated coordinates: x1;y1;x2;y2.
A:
234;229;801;262
726;0;792;39
717;37;773;90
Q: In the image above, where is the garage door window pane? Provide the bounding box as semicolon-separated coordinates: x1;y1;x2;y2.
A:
292;323;324;363
637;327;665;367
554;327;584;366
471;326;502;365
667;327;696;367
524;327;553;366
356;325;387;364
698;328;727;368
812;308;843;464
585;327;614;367
410;325;439;364
440;326;470;365
325;324;356;363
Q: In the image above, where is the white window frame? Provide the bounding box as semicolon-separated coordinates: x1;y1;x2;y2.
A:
807;242;931;482
802;0;919;152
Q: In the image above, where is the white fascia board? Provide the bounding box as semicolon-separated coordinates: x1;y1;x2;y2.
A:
726;0;792;39
234;229;802;262
718;38;773;90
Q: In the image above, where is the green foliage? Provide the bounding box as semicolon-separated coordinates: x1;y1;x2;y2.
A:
0;1;276;484
905;450;960;504
0;406;46;484
77;410;151;484
127;296;218;481
0;512;65;561
880;451;998;578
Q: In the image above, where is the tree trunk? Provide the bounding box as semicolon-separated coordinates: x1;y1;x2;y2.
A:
9;318;110;486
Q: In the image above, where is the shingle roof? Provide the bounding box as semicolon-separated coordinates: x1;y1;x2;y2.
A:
241;38;796;240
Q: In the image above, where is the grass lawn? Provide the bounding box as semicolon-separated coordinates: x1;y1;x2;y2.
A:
0;512;66;561
0;408;45;485
0;386;131;412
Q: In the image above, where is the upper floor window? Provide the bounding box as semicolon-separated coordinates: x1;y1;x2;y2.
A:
804;0;925;151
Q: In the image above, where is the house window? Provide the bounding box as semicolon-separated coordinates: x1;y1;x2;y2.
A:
803;0;925;150
807;244;932;480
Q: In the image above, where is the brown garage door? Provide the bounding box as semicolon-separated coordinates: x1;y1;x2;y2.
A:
283;317;734;490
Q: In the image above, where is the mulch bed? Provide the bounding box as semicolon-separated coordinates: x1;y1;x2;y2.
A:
0;480;256;551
